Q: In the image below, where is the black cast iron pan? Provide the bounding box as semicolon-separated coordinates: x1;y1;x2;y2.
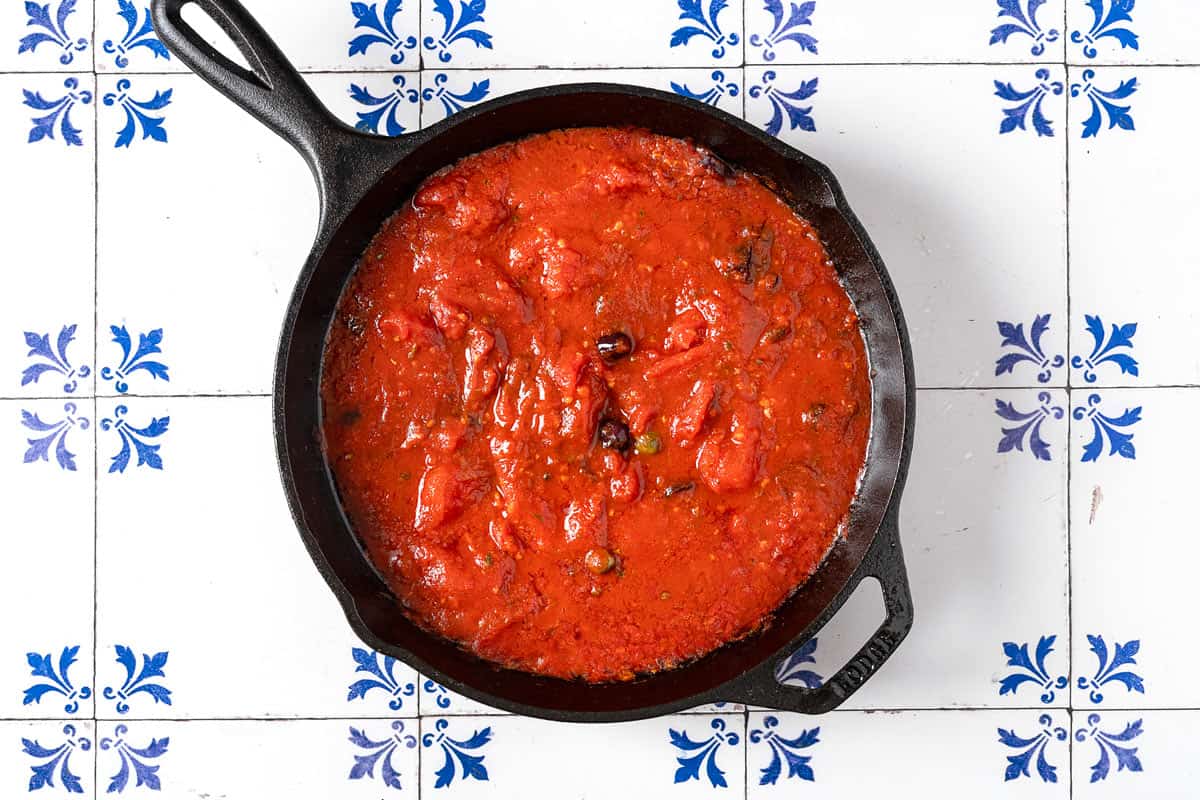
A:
151;0;916;722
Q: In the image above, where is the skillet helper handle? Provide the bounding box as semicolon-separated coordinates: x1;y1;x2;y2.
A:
738;511;913;714
150;0;395;211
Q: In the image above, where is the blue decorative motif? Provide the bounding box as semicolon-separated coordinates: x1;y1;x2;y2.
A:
350;1;416;64
750;0;817;61
101;405;169;474
998;635;1067;703
1079;635;1144;703
18;0;89;64
103;1;170;68
22;325;91;393
998;714;1067;783
422;719;491;789
995;315;1064;381
1071;0;1138;59
423;679;452;709
749;71;817;137
350;76;418;137
996;392;1063;462
995;69;1064;137
101;725;169;793
749;716;817;785
25;77;93;146
989;0;1059;55
670;70;739;107
347;648;416;710
23;723;91;794
1073;315;1138;382
423;0;492;63
101;325;169;392
1075;714;1143;783
670;718;740;788
23;646;92;714
671;0;740;58
102;646;172;714
1070;70;1136;139
103;79;172;148
1073;394;1140;462
423;73;490;118
775;637;822;688
23;403;90;471
349;721;417;790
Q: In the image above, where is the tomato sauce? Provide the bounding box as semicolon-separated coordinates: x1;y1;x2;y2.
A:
321;128;871;681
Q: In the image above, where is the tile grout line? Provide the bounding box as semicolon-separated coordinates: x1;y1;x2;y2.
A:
1062;3;1075;791
91;10;101;789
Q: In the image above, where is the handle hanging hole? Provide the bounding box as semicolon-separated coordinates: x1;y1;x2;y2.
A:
774;576;888;689
179;1;253;71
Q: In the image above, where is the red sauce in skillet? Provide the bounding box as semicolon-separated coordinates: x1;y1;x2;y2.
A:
321;127;871;681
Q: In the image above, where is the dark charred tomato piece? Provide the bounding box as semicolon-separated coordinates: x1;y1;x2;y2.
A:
321;127;871;683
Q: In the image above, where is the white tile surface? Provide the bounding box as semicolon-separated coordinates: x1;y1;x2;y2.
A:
419;0;744;68
1071;711;1185;797
2;73;96;399
0;398;95;719
745;0;1067;64
746;64;1068;389
95;73;317;396
1069;388;1185;709
93;718;421;798
1068;66;1193;386
1066;1;1197;65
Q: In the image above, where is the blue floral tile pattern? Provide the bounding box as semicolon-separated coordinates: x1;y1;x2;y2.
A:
25;77;93;146
1074;393;1140;462
424;0;492;63
1073;315;1138;382
423;718;491;788
749;0;817;61
23;646;92;713
989;0;1060;56
422;679;452;710
1075;714;1143;783
22;326;91;393
103;79;172;148
995;392;1063;462
351;76;418;136
350;0;417;64
670;69;739;107
995;315;1064;381
1078;635;1144;703
423;73;490;118
995;69;1064;137
774;637;823;688
749;716;818;785
998;714;1067;783
102;645;172;714
101;405;169;473
1071;0;1138;59
22;723;91;794
100;326;169;393
999;635;1068;703
670;718;739;788
349;721;417;790
100;725;169;793
1071;69;1136;139
18;0;90;65
103;0;170;69
670;0;740;58
347;647;416;711
22;402;90;471
749;71;816;136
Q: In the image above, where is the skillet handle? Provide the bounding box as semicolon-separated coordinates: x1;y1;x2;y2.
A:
150;0;398;212
730;510;913;714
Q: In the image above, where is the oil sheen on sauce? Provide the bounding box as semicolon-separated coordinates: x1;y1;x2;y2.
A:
321;127;871;682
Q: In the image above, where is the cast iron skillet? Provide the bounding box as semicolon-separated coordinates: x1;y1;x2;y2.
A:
151;0;916;722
